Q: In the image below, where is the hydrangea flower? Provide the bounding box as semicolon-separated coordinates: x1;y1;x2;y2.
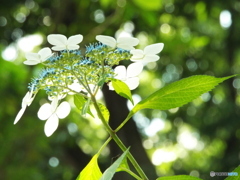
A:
109;63;143;90
47;34;83;51
14;90;35;124
96;35;139;50
37;97;71;137
24;47;52;65
68;80;83;95
130;43;164;63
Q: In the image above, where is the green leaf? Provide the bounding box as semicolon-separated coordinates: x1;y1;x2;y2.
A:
131;75;235;114
77;154;102;180
100;148;129;180
116;155;130;172
112;79;134;104
156;175;203;180
74;94;93;117
224;166;240;180
98;103;110;122
74;94;86;111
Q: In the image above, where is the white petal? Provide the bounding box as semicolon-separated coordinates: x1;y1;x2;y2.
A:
117;44;135;50
67;34;83;45
48;94;66;101
130;49;144;61
142;54;160;62
68;82;82;93
23;60;40;65
108;82;114;90
51;45;67;51
50;97;59;112
47;34;67;46
127;63;143;78
114;66;127;80
22;91;34;107
38;47;52;61
44;114;59;137
117;37;139;50
14;107;27;124
96;35;116;48
38;103;52;120
144;43;164;55
25;53;40;61
125;77;140;90
67;44;80;50
56;101;71;119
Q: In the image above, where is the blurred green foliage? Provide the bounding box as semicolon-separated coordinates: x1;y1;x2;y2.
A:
1;0;240;179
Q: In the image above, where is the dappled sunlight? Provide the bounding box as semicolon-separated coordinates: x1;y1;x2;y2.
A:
152;149;177;165
144;118;165;137
2;44;18;61
219;10;232;28
177;125;203;150
49;157;59;167
2;34;43;61
18;34;43;52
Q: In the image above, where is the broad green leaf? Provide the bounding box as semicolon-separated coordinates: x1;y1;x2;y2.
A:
131;75;235;114
112;79;134;104
98;103;110;122
77;154;102;180
100;148;129;180
225;166;240;180
156;175;202;180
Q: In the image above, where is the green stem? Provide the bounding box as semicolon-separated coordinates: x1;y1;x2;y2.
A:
115;111;134;132
90;95;148;180
97;137;112;155
121;168;143;180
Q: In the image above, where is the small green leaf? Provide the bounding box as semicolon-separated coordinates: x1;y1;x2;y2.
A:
156;175;203;180
116;155;130;172
112;79;134;104
131;75;235;114
98;103;110;122
100;148;129;180
74;94;86;111
225;166;240;180
77;154;102;180
74;94;93;117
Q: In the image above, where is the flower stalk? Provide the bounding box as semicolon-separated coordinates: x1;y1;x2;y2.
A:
90;93;149;180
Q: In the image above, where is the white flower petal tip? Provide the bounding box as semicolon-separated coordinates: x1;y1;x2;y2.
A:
117;37;139;50
44;114;59;137
14;91;35;124
96;35;116;48
96;35;139;50
14;107;26;124
24;47;52;65
130;43;164;63
47;34;83;51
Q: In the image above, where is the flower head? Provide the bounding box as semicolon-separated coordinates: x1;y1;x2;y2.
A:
38;97;71;137
47;34;83;51
14;90;35;124
96;35;139;50
24;47;52;65
109;63;143;90
130;43;164;63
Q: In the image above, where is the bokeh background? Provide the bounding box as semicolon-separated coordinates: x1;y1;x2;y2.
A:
1;0;240;179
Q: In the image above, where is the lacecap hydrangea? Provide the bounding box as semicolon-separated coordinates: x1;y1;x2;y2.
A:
14;34;164;136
